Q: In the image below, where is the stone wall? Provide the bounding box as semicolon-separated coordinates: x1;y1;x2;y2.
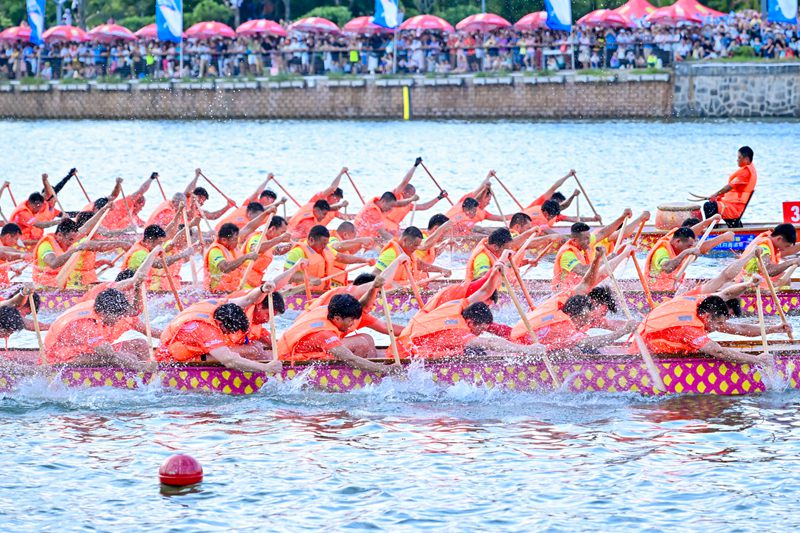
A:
673;62;800;117
0;73;672;120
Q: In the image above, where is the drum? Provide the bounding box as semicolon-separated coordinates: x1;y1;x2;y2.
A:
655;203;701;230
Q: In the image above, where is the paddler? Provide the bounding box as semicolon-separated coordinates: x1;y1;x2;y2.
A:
444;173;507;234
145;171;201;227
121;223;197;291
288;199;340;240
552;210;633;292
396;262;547;359
385;157;449;227
284;225;374;291
525;169;578;212
631;292;772;365
99;172;159;232
740;223;800;288
700;146;757;227
62;208;131;289
415;215;452;267
31;217;124;289
328;221;375;286
215;174;282;230
204;223;261;293
373;226;452;283
43;286;156;368
510;248;638;352
9;192;60;246
239;215;293;290
276;289;401;373
79;244;163;303
0;284;49;332
156;296;283;374
0;224;29;287
354;191;410;239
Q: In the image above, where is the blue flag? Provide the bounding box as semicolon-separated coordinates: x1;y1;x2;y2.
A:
156;0;183;43
27;0;45;46
768;0;797;23
374;0;400;29
545;0;572;31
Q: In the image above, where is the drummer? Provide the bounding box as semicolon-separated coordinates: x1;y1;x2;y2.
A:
698;146;757;228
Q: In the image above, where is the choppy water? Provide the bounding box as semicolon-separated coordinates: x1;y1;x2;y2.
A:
3;118;800;530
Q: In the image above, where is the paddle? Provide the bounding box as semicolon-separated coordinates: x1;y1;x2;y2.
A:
198;170;237;208
42;174;67;218
754;285;778;381
118;180;137;228
302;267;313;302
160;250;185;312
379;285;402;366
283;265;366;296
521;241;557;277
499;269;561;387
632;218;647;246
573;173;601;224
756;252;794;342
96;251;125;277
511;233;545;310
237;214;274;291
140;284;155;361
154;174;168;201
343;170;366;206
602;253;666;392
73;171;92;204
55;208;111;290
489;188;509;229
29;294;45;362
419;162;454;206
5;183;17;207
268;291;279;362
492;174;524;211
267;176;302;208
630;252;656;310
181;207;200;286
404;262;424;309
672;220;717;290
612;214;630;254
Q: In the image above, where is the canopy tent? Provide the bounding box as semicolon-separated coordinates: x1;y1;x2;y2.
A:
455;13;512;32
613;0;657;20
577;9;636;27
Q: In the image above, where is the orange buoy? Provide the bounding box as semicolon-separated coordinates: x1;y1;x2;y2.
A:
159;454;203;486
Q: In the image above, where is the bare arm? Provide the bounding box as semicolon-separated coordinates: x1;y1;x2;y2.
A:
594;209;632;243
700;340;768;366
184;170;200;197
467;264;504;305
336;253;374;266
418;221;453;251
331;237;374;253
208;346;282;373
218;252;258;273
467;336;546;356
327;345;395;373
319;167;347;199
394;162;417;194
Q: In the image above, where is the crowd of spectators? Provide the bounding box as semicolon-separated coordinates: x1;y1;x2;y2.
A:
0;10;798;80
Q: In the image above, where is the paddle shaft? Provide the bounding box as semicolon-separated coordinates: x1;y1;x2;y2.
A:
492;175;524;211
55;209;111;289
268;176;302;208
74;173;92;203
6;184;17;207
268;292;279;362
237;214;274;291
756;254;793;341
630;252;656;310
632;219;646;246
141;285;155;361
500;270;561;388
419;162;453;206
379;286;402;365
160;250;185;312
97;251;125;276
509;259;536;311
613;215;630;254
671;220;717;290
602;254;666;392
489;189;509;229
181;208;199;286
199;171;237;207
404;263;424;309
573;175;601;224
118;182;136;227
29;294;45;361
154;176;168;201
344;171;366;205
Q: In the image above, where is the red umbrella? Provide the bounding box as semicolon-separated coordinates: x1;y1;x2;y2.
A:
134;23;158;39
343;16;394;35
514;12;548;30
399;14;455;33
236;19;288;37
645;1;703;24
0;25;31;42
578;9;636;27
185;21;236;39
613;0;657;20
88;23;136;42
674;0;726;19
456;13;512;32
289;17;340;34
43;25;89;43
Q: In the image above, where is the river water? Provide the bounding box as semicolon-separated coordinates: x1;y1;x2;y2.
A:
3;118;800;530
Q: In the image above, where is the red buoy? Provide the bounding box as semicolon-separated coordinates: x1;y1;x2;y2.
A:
159;454;203;486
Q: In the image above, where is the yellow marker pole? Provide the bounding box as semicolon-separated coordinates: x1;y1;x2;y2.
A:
402;86;411;121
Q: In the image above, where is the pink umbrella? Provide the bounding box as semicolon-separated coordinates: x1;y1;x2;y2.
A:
134;23;158;39
514;12;548;31
88;23;136;42
0;25;32;42
456;13;511;32
343;16;394;35
578;9;636;28
42;25;89;43
185;21;236;39
399;14;455;33
613;0;657;20
236;19;288;37
645;1;703;24
289;17;340;33
674;0;726;19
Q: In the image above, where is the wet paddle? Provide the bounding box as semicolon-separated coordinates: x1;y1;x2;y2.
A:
154;175;168;202
73;171;92;204
181;207;200;286
573;173;601;225
492;174;524;211
379;286;402;366
419;162;454;206
756;253;794;342
267;176;302;208
630;252;656;310
140;285;155;361
96;251;125;277
29;294;45;362
160;250;185;312
344;170;366;206
499;269;561;388
489;188;509;229
237;215;274;291
602;253;665;392
755;285;778;380
118;180;136;228
198;171;237;208
268;291;279;361
404;263;424;309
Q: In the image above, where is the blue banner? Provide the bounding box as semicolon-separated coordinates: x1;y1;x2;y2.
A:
768;0;797;23
545;0;572;31
374;0;400;29
26;0;45;46
156;0;183;43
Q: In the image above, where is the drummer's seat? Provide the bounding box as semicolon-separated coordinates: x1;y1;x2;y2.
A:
723;191;754;229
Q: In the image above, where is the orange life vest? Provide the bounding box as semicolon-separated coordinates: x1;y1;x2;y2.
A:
215;205;249;232
386;189;413;224
43;300;133;364
121;241;181;292
509;291;571;342
379;239;419;283
465;239;496;282
293;241;335;290
240;233;274;290
397;299;471;359
741;231;781;287
10;201;43;242
103;195;143;231
354;198;399;237
645;234;690;292
552;239;592;291
157;301;245;363
276;305;343;362
204;241;244;293
32;234;65;287
635;295;705;354
415;229;437;267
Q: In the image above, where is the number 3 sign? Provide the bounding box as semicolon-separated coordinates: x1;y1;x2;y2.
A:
784;202;800;223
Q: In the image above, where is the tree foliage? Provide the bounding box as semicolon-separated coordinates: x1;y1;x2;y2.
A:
298;5;352;25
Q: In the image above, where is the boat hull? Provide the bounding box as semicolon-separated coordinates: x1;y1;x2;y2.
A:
2;353;797;396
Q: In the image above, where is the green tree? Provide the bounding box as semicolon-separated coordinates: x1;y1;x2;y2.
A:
188;0;234;26
298;5;352;25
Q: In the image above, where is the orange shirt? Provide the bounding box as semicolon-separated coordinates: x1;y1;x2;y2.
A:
145;200;175;228
10;201;42;241
103;194;144;231
386;188;413;225
718;163;757;220
354;198;398;237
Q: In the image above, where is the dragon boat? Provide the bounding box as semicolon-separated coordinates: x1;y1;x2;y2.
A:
0;341;797;397
19;279;800;317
